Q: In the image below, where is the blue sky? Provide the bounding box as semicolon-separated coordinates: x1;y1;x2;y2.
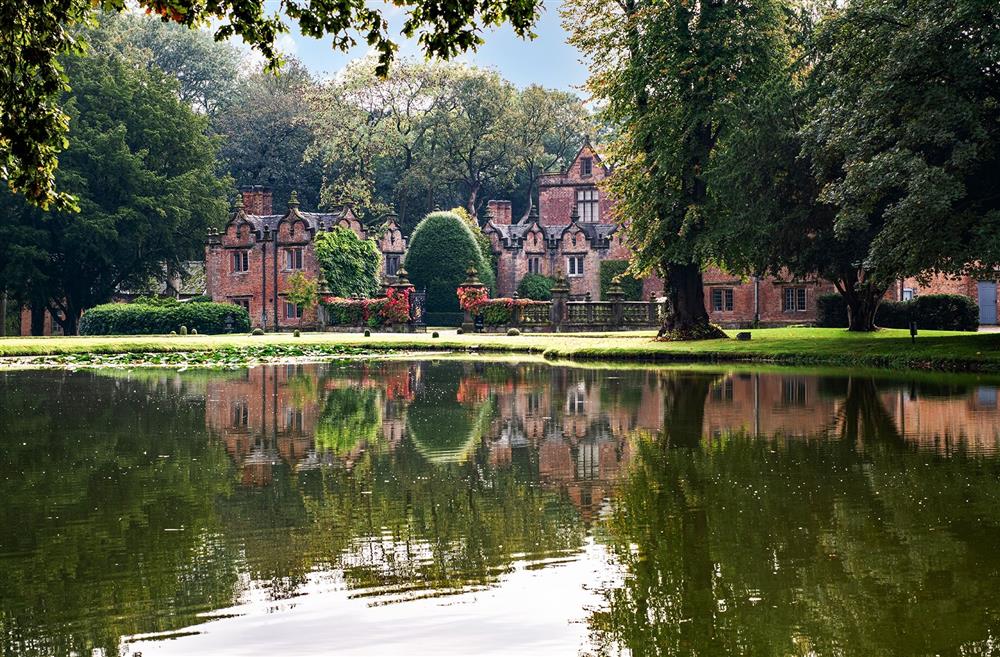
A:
272;0;588;92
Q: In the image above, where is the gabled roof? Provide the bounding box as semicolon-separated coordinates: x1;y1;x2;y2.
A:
226;206;358;235
567;136;610;175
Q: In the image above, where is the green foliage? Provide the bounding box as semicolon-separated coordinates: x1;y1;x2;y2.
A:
323;298;389;328
251;327;264;336
315;387;382;455
506;328;520;336
816;294;848;328
79;302;250;335
482;302;512;326
2;0;542;209
0;50;228;335
404;211;494;313
517;273;555;301
131;296;181;307
818;293;979;332
313;226;382;298
286;272;319;310
599;261;643;300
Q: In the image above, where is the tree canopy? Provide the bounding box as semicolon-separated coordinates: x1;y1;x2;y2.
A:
0;49;228;334
1;0;544;209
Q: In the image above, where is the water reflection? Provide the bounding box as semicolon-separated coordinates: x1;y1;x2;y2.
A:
1;363;1000;656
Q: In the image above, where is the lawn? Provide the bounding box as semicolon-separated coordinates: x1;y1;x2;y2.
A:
2;327;999;371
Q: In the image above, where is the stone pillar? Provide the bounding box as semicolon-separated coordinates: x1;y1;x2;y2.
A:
459;266;486;333
511;292;522;329
608;282;625;329
391;267;417;331
550;271;570;331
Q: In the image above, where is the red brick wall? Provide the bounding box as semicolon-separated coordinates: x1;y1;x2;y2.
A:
241;188;273;216
486;200;512;225
702;267;837;327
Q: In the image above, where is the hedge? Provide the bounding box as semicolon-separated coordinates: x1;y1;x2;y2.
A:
599;260;643;300
517;273;555;301
322;288;410;329
816;293;979;331
404;211;495;314
313;226;382;298
80;302;251;335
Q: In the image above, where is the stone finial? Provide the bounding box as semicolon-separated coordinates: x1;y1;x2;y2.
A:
396;267;410;285
528;204;539;224
234;194;244;211
464;264;482;285
288;190;300;209
551;269;570;292
607;280;625;299
570;203;580;224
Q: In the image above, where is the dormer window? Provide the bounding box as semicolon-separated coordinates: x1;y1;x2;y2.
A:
580;157;593;176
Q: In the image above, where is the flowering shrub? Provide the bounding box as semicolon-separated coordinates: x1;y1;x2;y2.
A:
321;288;412;328
457;285;489;315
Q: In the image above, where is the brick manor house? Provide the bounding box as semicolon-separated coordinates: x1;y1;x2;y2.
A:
202;140;998;329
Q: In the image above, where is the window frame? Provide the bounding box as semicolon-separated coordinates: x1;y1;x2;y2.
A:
580;157;593;177
528;257;541;275
385;255;400;277
575;188;600;223
284;300;303;319
783;286;807;312
284;247;304;271
567;255;585;277
711;287;734;312
231;250;250;273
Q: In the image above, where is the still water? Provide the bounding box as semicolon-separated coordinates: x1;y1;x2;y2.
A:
2;360;1000;656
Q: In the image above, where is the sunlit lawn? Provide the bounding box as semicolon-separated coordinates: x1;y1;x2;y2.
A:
2;327;999;370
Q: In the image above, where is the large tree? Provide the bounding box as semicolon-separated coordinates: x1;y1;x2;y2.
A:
710;0;1000;331
0;51;228;334
1;0;542;210
564;0;793;339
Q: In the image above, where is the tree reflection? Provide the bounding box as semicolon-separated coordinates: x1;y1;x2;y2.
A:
591;374;1000;657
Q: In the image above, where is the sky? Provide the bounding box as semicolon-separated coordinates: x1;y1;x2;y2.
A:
268;0;589;93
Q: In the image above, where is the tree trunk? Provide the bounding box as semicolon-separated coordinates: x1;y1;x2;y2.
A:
30;304;46;336
659;262;726;340
466;182;480;221
835;272;887;332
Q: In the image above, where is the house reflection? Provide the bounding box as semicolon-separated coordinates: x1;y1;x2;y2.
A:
205;363;1000;500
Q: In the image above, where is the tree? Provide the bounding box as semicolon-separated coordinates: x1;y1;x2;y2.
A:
313;226;382;298
1;0;542;210
403;211;494;314
0;50;228;334
215;60;324;213
564;0;793;339
510;85;589;220
710;0;1000;331
285;271;319;311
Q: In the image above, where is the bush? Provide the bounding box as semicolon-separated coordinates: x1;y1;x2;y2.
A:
364;329;371;337
190;328;197;335
599;260;644;300
404;211;495;314
909;294;979;331
506;328;521;336
432;331;440;338
517;273;556;301
179;325;188;335
456;327;464;334
80;302;251;335
816;294;848;327
314;226;382;298
322;296;397;328
251;327;264;336
815;292;978;331
293;329;301;337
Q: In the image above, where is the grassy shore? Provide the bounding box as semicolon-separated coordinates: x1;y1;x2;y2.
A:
1;327;999;371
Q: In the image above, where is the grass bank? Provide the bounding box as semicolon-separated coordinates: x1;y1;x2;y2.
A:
1;327;999;372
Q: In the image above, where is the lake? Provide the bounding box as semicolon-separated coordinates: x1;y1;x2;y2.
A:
2;359;1000;656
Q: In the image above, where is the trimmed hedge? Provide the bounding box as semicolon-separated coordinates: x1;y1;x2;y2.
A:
404;211;495;314
80;302;250;335
816;293;979;331
517;273;555;301
599;260;643;300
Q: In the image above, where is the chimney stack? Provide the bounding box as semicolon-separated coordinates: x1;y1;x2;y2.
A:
241;186;273;216
486;199;512;225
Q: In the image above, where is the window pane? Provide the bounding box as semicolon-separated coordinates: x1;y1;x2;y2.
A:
797;288;807;311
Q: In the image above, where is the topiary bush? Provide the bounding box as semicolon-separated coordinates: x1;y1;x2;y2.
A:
599;260;644;300
404;211;495;314
313;225;382;298
80;302;251;335
517;273;556;301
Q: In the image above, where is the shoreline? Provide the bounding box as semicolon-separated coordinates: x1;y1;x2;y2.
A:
2;327;999;373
